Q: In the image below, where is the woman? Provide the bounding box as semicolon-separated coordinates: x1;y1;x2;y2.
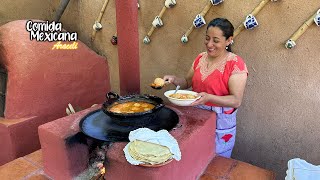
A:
163;18;248;158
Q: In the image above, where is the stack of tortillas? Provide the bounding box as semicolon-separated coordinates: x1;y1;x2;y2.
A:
128;140;173;165
123;128;181;166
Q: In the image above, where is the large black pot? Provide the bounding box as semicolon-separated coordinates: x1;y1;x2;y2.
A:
102;92;164;126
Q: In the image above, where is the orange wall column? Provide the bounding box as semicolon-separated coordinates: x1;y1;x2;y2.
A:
115;0;140;95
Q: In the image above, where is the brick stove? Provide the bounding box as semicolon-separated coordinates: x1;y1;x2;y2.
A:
38;105;217;180
0;20;111;165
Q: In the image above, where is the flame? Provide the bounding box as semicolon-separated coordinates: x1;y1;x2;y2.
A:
100;167;106;175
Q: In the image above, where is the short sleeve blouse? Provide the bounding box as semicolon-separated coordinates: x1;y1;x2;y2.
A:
191;52;248;107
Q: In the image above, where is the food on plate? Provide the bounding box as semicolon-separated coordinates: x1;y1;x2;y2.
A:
169;93;198;99
128;140;173;165
109;102;155;113
164;90;200;106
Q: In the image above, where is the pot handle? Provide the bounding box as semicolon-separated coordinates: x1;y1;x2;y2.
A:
146;94;164;110
146;94;163;104
103;92;120;109
104;92;120;106
155;103;165;109
106;92;120;99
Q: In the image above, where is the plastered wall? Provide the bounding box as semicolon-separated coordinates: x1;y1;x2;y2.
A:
2;0;320;179
0;0;54;25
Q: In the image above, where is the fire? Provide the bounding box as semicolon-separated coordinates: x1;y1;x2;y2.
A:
100;167;106;175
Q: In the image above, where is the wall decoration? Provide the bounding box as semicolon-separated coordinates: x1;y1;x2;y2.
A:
285;9;320;49
143;0;177;44
243;14;259;30
181;0;224;44
315;9;320;26
233;0;278;38
91;0;110;42
66;103;76;115
111;32;117;45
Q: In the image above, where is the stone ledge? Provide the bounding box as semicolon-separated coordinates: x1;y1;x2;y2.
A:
200;156;276;180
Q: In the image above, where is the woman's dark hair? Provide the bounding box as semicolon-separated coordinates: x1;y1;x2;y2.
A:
207;18;234;52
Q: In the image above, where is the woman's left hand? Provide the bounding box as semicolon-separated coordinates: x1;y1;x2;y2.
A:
190;92;210;106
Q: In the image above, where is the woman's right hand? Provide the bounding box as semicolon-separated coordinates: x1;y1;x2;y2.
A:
163;75;177;85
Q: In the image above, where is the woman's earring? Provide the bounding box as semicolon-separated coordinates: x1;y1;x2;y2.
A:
225;46;228;49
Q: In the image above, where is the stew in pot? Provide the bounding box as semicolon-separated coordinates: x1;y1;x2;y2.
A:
109;102;155;114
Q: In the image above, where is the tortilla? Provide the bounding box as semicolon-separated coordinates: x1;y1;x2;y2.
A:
128;140;173;165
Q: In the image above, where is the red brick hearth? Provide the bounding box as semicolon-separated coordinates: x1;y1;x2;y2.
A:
0;20;111;165
38;104;216;180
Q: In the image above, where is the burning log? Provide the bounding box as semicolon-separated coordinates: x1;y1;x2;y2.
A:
66;133;110;180
90;164;106;180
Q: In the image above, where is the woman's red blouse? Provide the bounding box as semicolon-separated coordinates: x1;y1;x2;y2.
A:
192;52;248;107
